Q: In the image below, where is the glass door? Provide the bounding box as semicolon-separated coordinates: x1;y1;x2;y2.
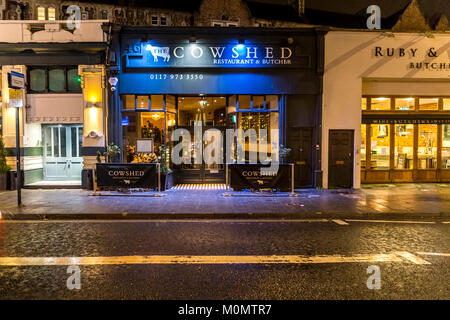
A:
176;96;227;183
43;125;83;181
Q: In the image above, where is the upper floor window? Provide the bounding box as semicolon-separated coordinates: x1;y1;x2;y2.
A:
37;6;46;20
29;67;81;94
160;16;167;26
211;20;240;27
102;10;109;19
48;7;56;20
151;15;158;25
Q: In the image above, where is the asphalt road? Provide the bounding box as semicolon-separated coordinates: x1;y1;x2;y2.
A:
0;218;449;300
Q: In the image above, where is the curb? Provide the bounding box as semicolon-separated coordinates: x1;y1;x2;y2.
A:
1;212;449;220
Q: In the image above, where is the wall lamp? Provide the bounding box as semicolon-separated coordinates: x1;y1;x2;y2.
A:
86;102;100;108
189;36;197;43
287;37;294;45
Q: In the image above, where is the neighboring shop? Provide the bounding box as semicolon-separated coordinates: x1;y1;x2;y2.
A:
107;27;326;187
323;31;450;188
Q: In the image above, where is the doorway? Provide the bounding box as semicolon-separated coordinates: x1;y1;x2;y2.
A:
43;124;83;181
288;127;313;187
328;130;354;188
175;96;227;184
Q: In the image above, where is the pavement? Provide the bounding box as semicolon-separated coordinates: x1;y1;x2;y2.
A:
0;183;450;220
0;219;449;299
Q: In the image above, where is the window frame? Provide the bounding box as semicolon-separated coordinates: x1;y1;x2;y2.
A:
28;66;81;94
236;95;279;112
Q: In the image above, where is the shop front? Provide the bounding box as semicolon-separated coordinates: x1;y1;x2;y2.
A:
108;27;326;187
323;31;450;188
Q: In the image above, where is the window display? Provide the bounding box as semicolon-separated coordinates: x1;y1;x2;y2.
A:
418;124;437;169
370;125;390;169
394;124;414;169
371;97;390;110
395;98;415;111
419;98;438;111
361;125;366;169
442;124;450;169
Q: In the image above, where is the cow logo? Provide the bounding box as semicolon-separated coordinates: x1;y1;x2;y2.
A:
146;44;170;62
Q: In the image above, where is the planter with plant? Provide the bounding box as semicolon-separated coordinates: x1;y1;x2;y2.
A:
159;144;173;191
0;136;11;190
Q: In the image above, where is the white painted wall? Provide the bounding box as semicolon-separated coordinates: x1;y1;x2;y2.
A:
323;31;450;189
0;20;107;43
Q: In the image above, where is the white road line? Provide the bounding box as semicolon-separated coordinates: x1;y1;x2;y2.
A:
0;253;409;266
416;252;450;257
394;251;431;265
331;219;349;225
346;219;436;225
443;222;450;224
0;219;330;224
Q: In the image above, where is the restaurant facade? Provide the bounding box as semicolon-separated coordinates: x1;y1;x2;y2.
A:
106;27;326;187
323;31;450;189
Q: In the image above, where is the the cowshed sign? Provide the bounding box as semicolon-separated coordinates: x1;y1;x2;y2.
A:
96;163;158;189
125;41;298;68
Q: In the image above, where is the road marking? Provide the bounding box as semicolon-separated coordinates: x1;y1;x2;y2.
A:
443;222;450;224
0;253;414;266
0;219;330;224
394;252;431;265
346;219;436;225
416;252;450;257
331;219;349;225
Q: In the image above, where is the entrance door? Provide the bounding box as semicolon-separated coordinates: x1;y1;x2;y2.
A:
289;127;313;187
328;130;354;188
43;125;83;181
176;97;227;184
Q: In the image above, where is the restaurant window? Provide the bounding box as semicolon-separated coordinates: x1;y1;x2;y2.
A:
395;98;415;111
237;95;251;110
417;124;437;169
361;125;367;169
122;95;135;110
442;124;450;169
48;7;56;20
443;99;450;110
30;69;46;92
252;96;265;109
49;69;65;92
37;6;46;20
370;124;390;169
361;98;367;110
136;96;149;110
151;95;164;110
394;124;414;169
267;95;278;110
371;97;391;110
419;98;438;111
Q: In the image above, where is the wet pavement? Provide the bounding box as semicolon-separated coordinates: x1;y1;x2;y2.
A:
0;183;450;219
0;219;449;299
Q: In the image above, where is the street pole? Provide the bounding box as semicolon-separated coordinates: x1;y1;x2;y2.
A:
15;106;21;206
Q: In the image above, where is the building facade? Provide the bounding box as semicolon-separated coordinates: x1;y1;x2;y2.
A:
1;0;450;189
0;19;108;187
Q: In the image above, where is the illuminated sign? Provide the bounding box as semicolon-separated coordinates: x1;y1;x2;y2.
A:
124;42;304;68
